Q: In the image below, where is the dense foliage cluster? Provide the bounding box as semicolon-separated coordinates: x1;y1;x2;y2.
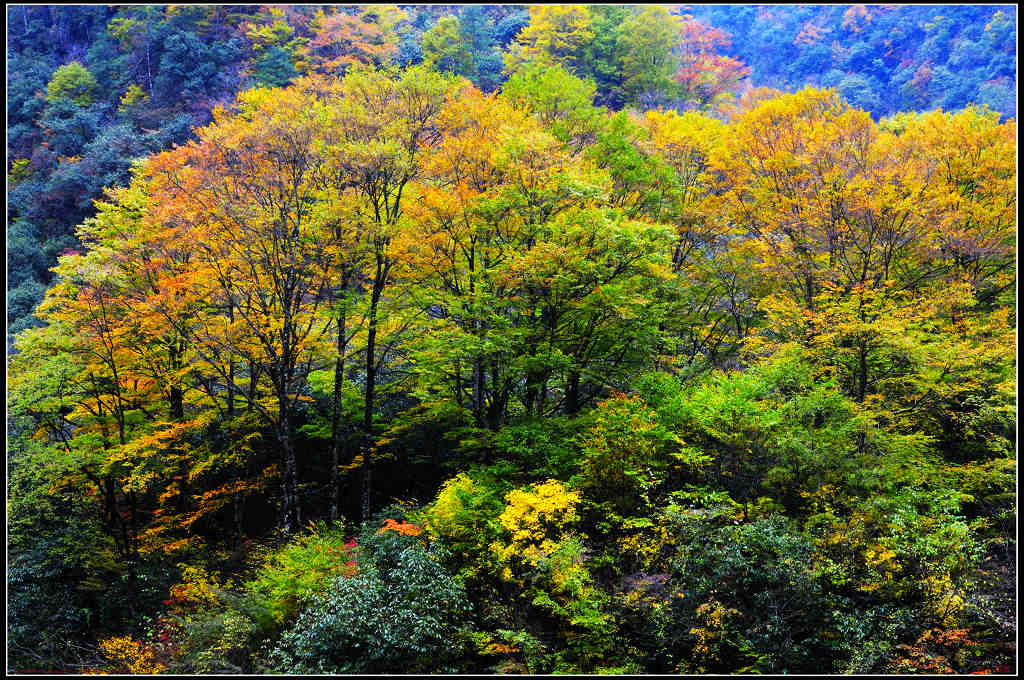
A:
6;5;1017;676
7;5;1016;343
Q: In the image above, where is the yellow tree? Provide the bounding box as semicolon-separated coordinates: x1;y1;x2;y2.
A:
503;5;595;75
143;84;339;532
880;107;1017;452
16;264;148;563
638;109;761;367
712;89;1016;455
890;107;1017;307
712;90;940;402
301;6;405;75
398;82;672;425
319;65;457;520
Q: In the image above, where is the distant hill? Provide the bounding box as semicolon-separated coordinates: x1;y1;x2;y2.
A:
687;4;1017;119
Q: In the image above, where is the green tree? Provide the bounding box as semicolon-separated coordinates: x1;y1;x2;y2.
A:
500;62;603;147
422;16;473;76
459;5;502;91
46;61;99;106
617;7;681;106
583;4;629;107
254;45;298;87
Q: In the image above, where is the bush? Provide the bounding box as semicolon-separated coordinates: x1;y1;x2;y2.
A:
420;471;506;579
659;517;865;673
578;394;677;519
245;522;357;625
271;527;472;673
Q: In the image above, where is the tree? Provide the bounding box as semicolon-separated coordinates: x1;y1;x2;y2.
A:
500;62;603;148
503;5;594;76
142;85;340;532
255;45;299;87
579;394;677;517
459;5;503;91
582;4;629;108
108;6;164;97
399;81;671;428
153;30;220;103
711;89;1016;459
617;7;681;107
46;61;99;106
421;16;473;77
319;66;456;520
673;15;751;111
302;7;404;75
635;109;759;367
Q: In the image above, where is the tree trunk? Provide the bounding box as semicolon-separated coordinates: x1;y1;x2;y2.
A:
472;356;485;427
486;361;503;432
361;256;385;523
279;405;299;533
145;30;153;98
329;289;348;522
247;361;258;410
361;463;372;523
227;304;235;416
566;369;581;415
169;385;184;420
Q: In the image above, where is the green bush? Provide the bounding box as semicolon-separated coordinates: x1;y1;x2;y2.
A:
270;527;473;673
657;517;874;673
244;522;358;625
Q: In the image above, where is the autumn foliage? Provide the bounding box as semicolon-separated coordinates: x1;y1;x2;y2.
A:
7;52;1015;677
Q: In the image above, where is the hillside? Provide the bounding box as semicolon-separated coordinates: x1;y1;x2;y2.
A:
6;5;1018;675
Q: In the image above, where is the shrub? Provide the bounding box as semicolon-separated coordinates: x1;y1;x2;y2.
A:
421;471;505;576
660;517;861;673
490;479;582;579
578;394;677;519
245;522;357;625
271;528;472;673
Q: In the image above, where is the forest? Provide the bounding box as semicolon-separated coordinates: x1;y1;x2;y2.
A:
6;4;1018;676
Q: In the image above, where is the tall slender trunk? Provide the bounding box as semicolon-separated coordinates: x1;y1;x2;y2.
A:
454;359;463;408
472;356;485;427
248;361;258;408
233;496;244;547
361;254;385;522
468;246;484;426
538;376;548;415
856;339;868;403
486;361;502;432
128;490;139;558
227;303;235;416
279;402;299;533
169;342;188;513
169;383;184;421
524;310;540;417
145;30;153;98
329;278;348;521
